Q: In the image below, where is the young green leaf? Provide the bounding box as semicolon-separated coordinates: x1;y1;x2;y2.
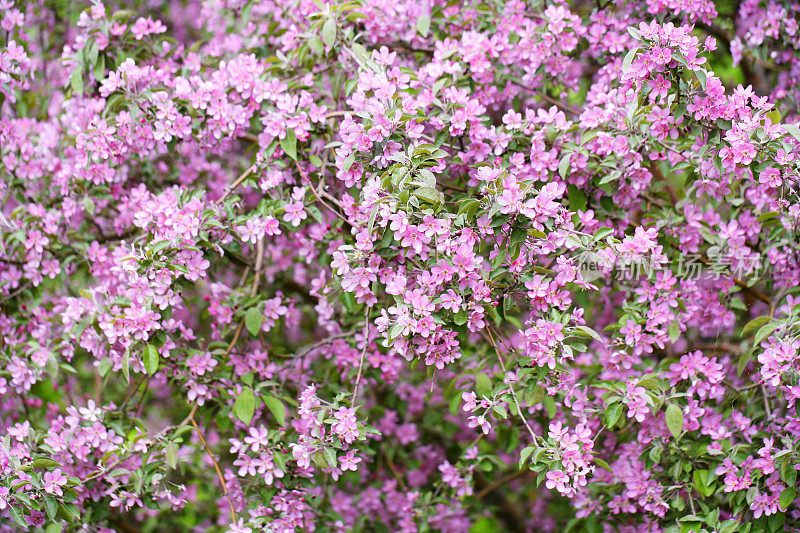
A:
263;394;287;426
519;446;535;468
416;14;431;37
780;486;796;511
245;307;263;337
165;442;178;469
742;315;770;337
7;506;27;528
234;388;256;424
665;403;684;438
43;496;58;521
280;129;298;160
321;18;337;48
143;343;159;375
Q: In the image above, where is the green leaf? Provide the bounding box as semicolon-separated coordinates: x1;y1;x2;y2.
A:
416;14;431;37
558;154;571;178
234;388;256;424
568;184;587;212
31;458;61;469
280;129;297;160
70;67;84;95
93;53;106;82
599;170;621;185
43;496;58;521
165;442;178;469
692;469;714;497
149;240;172;255
98;358;112;377
12;493;34;507
730;296;747;311
475;373;492;398
313;451;330;469
595;458;613;472
323;447;337;469
592;227;614;242
389;322;405;341
525;385;545;406
668;322;680;343
542;396;557;418
622;47;640;72
519;446;535;468
245;307;263;337
510;227;527;246
307;205;323;224
308;36;324;55
605;403;623;428
342;153;355;172
742;315;770;337
61;502;80;521
122;348;130;383
780;486;795;511
340;291;356;313
784;123;800;143
414;186;443;205
263;395;287;426
531;448;547;465
666;403;684;439
754;321;781;346
737;350;752;377
321;18;337;48
350;42;369;64
7;506;27;528
273;451;287;472
580;131;598;145
746;485;758;504
695;69;707;90
574;325;601;342
143;344;159;375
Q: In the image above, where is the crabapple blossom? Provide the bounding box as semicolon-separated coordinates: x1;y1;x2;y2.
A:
2;0;800;531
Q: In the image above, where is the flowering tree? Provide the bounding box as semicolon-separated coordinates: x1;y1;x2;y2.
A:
2;0;800;531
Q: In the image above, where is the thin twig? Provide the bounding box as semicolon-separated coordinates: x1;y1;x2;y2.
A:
84;403;199;482
485;328;541;445
223;239;264;359
119;376;146;411
294;160;351;226
324;110;349;119
769;285;789;318
381;449;408;490
217;164;256;205
508;79;580;116
295;327;364;359
761;384;772;419
351;313;371;406
476;469;529;500
0;282;31;305
94;372;103;404
190;415;238;523
695;256;770;304
761;286;788;419
134;377;151;417
250;237;265;297
223;320;245;359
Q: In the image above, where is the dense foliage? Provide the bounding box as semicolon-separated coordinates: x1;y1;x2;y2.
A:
2;0;800;531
